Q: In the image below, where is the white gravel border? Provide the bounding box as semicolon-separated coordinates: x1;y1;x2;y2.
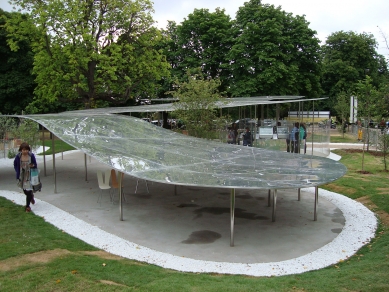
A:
0;186;377;277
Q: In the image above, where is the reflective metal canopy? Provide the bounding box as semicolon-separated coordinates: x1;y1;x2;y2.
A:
23;113;346;189
63;96;326;115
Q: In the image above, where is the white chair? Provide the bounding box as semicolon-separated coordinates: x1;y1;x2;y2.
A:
97;170;112;205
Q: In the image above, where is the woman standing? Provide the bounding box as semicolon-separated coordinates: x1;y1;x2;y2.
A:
14;142;37;212
243;127;252;147
299;123;307;154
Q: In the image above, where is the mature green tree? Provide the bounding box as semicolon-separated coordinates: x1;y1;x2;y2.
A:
377;131;389;171
333;91;350;137
11;118;40;153
321;31;388;112
161;8;233;94
355;76;384;167
168;70;226;139
228;0;322;99
5;0;170;111
0;115;16;141
155;21;181;97
0;9;35;114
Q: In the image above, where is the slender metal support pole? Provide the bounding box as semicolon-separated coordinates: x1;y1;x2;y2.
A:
272;189;277;222
61;151;63;160
52;134;57;194
314;186;318;221
119;171;123;221
43;128;46;176
298;188;301;201
311;101;314;156
84;153;87;181
267;189;271;207
230;188;235;247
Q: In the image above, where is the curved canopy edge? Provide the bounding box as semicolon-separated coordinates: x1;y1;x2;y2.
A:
15;113;346;190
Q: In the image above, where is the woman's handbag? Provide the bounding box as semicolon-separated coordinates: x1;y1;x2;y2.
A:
30;168;42;192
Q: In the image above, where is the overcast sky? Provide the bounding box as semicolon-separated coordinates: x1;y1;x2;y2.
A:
1;0;388;56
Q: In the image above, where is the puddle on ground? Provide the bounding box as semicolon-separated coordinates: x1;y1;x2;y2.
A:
324;208;345;225
324;208;342;217
131;194;152;199
182;230;221;244
332;217;346;224
255;197;265;201
193;207;268;220
177;203;200;208
331;228;343;234
236;194;253;199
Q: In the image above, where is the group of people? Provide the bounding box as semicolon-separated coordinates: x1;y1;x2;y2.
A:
286;122;307;154
227;124;253;146
228;122;308;152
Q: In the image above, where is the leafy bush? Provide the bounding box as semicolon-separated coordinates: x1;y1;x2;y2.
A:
7;148;17;158
10;119;41;151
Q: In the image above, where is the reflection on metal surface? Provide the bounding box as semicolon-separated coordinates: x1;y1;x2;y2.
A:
18;113;346;190
63;96;311;115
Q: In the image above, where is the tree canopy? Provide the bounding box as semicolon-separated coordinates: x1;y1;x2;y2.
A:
227;0;322;98
0;9;35;114
161;8;233;95
321;31;388;111
2;1;388;119
5;0;170;111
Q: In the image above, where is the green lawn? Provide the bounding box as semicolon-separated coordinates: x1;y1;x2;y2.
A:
1;145;389;291
39;139;76;155
330;132;360;143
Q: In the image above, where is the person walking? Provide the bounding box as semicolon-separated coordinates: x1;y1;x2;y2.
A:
243;127;252;146
357;120;363;141
232;123;238;144
299;123;306;154
227;127;235;144
290;122;300;153
14;142;37;212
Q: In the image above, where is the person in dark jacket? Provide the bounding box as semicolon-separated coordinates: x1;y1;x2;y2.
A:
14;142;38;212
290;123;300;153
243;127;252;146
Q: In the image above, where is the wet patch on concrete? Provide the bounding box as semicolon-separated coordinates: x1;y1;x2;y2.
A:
332;217;345;224
255;197;265;201
193;207;269;220
324;208;345;225
324;208;342;217
132;194;152;199
187;188;202;192
177;203;200;208
236;194;253;199
182;230;221;244
331;228;343;234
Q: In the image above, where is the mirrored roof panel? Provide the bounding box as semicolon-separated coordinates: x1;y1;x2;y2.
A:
63;96;326;115
22;113;346;190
